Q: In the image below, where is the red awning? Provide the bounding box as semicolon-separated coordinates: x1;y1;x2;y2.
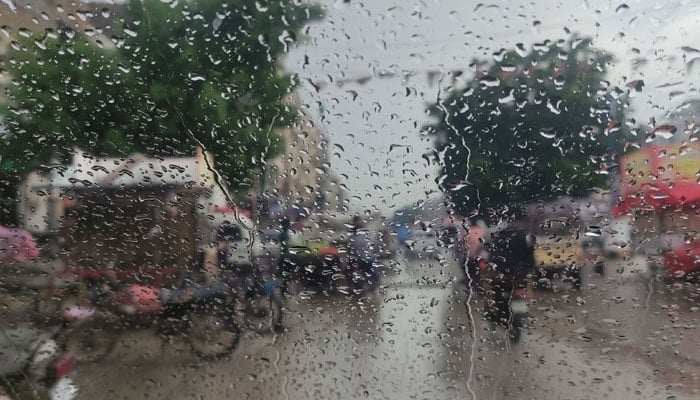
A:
213;205;252;218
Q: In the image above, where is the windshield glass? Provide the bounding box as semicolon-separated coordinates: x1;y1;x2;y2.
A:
2;1;700;400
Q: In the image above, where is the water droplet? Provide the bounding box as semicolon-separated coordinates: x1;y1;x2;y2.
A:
278;30;293;52
653;124;677;139
585;226;602;236
546;99;563;115
255;1;269;12
615;3;629;14
492;48;506;62
498;87;515;104
479;75;500;88
511;158;527;167
539;128;556;139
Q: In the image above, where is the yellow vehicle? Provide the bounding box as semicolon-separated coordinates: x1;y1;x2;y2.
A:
533;217;582;289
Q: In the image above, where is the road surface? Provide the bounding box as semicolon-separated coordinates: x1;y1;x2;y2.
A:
57;250;700;399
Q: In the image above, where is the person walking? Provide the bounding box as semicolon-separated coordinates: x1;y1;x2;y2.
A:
460;217;488;291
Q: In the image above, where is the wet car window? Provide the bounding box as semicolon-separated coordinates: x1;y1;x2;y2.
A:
2;1;700;399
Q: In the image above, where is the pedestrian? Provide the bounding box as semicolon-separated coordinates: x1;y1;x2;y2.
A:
277;216;292;294
213;223;253;311
459;217;488;291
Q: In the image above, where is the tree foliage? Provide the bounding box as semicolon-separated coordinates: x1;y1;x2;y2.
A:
425;36;628;217
1;0;322;189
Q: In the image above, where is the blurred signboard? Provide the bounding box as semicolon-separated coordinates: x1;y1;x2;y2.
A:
613;142;700;216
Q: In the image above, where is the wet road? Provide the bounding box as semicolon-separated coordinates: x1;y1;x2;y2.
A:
73;251;700;399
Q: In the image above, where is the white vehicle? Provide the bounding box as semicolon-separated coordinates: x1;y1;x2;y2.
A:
602;215;633;259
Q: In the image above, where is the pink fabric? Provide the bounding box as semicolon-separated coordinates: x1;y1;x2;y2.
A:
465;225;486;259
0;226;40;262
213;205;252;218
61;305;96;321
126;284;162;313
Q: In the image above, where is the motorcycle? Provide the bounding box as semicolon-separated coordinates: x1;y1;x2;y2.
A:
60;277;241;363
483;273;530;342
0;328;78;400
506;287;529;342
345;229;380;295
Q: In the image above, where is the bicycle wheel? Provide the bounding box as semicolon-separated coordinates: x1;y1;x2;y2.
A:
187;304;240;360
64;318;118;363
507;313;526;343
245;290;283;334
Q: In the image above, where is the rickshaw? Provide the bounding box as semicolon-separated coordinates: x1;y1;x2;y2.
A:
38;184;243;361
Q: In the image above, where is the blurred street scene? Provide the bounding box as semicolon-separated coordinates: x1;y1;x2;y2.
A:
2;1;700;399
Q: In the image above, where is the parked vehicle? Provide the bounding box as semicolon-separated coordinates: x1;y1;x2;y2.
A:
60;277;240;363
278;214;346;290
281;241;344;289
533;217;582;289
0;328;78;400
601;215;633;260
580;235;606;276
28;155;262;326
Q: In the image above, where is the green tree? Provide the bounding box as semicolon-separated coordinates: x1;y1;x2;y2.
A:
1;0;322;190
425;36;629;217
1;38;131;169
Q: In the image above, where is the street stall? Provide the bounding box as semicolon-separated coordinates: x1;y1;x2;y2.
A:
57;185;202;287
612;141;700;278
24;149;259;321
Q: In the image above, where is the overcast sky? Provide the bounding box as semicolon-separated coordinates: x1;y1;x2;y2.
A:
285;0;700;215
